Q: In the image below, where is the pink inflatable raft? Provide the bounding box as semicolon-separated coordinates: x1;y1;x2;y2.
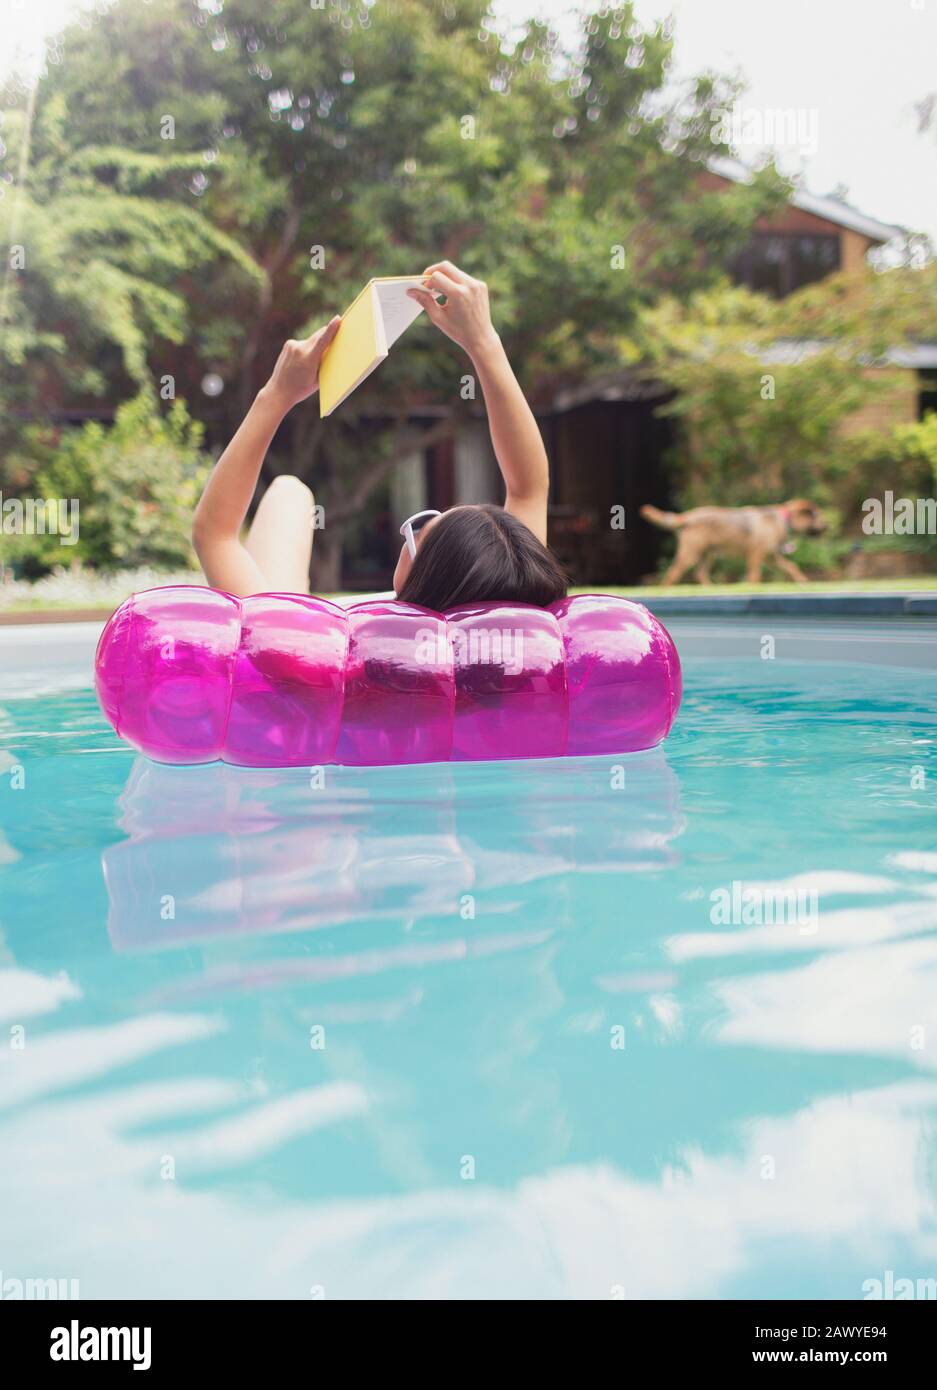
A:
94;587;682;767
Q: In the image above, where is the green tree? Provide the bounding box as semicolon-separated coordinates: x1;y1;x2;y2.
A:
3;0;789;584
0;81;263;470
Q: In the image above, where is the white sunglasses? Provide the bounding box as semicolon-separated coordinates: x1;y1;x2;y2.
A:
399;509;442;561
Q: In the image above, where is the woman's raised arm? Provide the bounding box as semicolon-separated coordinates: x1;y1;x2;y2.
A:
192;318;340;596
408;263;549;544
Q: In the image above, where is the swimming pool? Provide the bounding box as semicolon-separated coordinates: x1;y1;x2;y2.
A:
1;616;935;1299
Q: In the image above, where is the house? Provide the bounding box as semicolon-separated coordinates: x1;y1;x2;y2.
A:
376;164;934;589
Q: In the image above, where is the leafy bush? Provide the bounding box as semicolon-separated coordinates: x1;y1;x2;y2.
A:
834;414;937;568
6;392;211;574
836;414;937;525
631;268;937;579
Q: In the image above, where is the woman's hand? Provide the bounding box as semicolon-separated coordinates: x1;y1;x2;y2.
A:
264;316;342;411
407;261;500;361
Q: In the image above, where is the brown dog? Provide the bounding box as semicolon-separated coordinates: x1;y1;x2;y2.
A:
640;499;827;585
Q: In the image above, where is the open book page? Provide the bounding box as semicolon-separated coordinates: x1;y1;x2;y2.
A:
374;277;426;349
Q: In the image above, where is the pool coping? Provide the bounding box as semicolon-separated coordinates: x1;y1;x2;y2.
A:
640;593;937;617
1;590;936;627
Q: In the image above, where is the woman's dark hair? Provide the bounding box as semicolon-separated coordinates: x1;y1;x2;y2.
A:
397;504;567;611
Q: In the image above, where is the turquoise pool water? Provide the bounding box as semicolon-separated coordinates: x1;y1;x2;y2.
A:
1;651;936;1299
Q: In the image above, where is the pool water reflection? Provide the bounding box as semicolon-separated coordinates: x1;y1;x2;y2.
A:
1;659;936;1298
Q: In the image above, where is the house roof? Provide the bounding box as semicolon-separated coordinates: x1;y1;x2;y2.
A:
552;370;672;412
549;343;937;412
755;339;937;369
707;155;906;244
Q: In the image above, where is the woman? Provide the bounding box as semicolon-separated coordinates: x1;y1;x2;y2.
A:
192;260;567;609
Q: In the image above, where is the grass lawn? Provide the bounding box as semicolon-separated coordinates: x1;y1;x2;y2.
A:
571;578;937;597
1;597;125;614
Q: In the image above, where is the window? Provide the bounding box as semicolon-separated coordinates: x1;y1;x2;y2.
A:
731;233;841;298
919;369;937;420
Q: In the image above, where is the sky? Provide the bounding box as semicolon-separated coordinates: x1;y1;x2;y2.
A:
2;0;935;242
500;0;937;242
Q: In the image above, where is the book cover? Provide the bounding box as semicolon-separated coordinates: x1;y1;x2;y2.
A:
319;277;426;417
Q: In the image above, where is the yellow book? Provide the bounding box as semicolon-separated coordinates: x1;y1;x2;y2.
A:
319;276;427;417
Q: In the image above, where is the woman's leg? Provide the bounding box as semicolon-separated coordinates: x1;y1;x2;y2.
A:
244;475;316;594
